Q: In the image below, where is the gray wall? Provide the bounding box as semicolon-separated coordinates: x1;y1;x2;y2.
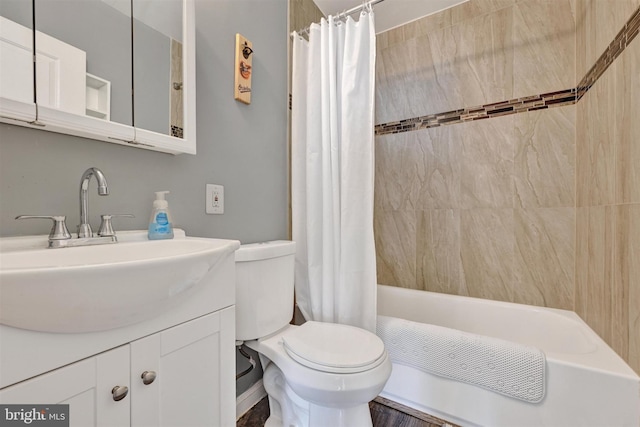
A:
0;0;32;30
1;0;286;401
0;0;289;246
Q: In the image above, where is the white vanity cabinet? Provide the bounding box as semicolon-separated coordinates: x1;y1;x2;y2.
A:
0;233;238;426
0;308;235;427
0;345;131;426
130;308;235;426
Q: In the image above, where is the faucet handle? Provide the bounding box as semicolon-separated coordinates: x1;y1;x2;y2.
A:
15;215;72;240
98;214;135;237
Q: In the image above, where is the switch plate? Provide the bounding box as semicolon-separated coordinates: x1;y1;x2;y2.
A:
206;184;224;214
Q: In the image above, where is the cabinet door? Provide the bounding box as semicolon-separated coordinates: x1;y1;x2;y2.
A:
0;345;130;427
0;1;37;122
131;308;236;427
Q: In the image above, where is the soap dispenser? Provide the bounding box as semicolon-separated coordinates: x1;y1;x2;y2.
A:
148;191;174;240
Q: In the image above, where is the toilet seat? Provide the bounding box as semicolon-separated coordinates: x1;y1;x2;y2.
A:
281;321;387;374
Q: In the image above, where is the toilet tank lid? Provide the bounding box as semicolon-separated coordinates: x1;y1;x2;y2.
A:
235;240;296;262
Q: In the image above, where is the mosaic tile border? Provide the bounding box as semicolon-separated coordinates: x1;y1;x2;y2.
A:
374;5;640;136
375;89;576;135
577;5;640;101
171;125;184;138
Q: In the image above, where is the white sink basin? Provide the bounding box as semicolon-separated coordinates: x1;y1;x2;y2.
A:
0;230;239;333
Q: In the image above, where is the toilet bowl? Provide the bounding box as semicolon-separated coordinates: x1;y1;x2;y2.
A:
235;241;391;427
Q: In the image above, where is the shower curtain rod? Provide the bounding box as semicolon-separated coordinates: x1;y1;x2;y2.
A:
291;0;385;38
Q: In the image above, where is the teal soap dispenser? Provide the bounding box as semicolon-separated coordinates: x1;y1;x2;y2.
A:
148;191;174;240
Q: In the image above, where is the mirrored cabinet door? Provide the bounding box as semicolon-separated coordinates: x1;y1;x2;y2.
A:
132;0;195;154
34;0;133;126
132;0;182;137
0;0;36;122
0;0;195;155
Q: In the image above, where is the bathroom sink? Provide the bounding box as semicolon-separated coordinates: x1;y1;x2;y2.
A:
0;230;240;333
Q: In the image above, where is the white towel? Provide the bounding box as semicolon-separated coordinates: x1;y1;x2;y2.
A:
377;315;546;403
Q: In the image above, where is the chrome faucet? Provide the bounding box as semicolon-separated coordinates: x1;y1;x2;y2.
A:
78;167;109;238
16;167;133;248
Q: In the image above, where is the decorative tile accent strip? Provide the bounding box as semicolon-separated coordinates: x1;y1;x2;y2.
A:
171;125;183;138
375;89;576;136
375;5;640;136
577;5;640;100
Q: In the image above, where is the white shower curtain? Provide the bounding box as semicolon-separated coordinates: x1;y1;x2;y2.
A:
291;10;377;332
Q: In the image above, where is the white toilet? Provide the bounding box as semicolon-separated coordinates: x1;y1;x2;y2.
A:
235;241;391;427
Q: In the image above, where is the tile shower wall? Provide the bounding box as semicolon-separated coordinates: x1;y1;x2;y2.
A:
374;0;577;309
374;0;640;373
290;0;324;37
575;0;640;374
375;0;576;125
375;108;576;309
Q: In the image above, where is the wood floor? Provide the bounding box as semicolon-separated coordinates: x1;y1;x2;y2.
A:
237;396;458;427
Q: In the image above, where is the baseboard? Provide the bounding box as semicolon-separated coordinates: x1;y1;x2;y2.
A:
236;379;267;420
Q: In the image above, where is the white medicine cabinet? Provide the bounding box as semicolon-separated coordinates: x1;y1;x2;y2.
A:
0;0;196;155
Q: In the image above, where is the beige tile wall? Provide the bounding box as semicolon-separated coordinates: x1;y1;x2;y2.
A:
376;0;575;123
375;107;576;311
374;0;639;373
574;0;640;373
375;0;576;307
289;0;324;35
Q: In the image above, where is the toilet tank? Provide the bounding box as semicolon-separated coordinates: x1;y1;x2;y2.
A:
235;240;296;341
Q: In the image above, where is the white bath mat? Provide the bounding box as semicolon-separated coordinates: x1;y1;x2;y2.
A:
376;315;546;403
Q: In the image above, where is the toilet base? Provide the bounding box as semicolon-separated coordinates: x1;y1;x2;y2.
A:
262;362;374;427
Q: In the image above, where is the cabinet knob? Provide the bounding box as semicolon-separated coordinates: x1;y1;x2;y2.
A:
111;385;129;401
141;370;157;385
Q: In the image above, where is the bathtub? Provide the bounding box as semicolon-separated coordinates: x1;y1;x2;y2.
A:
376;285;640;427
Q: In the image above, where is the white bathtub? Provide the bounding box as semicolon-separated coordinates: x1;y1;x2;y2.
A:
376;285;640;427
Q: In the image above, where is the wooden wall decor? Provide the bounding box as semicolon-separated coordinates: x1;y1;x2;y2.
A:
234;33;253;104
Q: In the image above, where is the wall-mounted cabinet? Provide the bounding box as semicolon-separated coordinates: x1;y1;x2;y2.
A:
0;2;36;123
0;0;196;155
